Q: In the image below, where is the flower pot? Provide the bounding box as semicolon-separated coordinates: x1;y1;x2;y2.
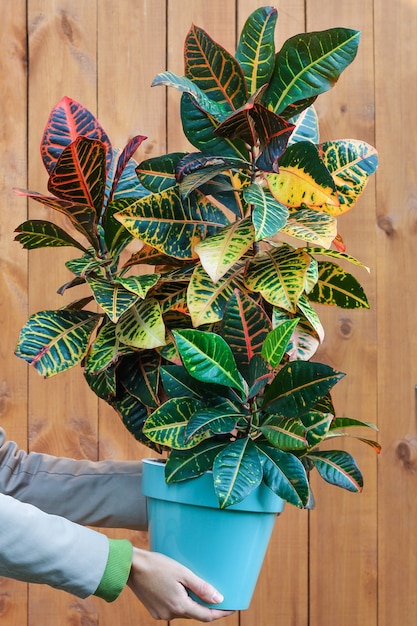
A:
141;458;285;610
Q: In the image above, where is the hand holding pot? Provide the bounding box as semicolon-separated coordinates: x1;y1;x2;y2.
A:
127;548;234;621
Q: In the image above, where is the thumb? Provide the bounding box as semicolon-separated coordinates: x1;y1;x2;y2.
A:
183;572;224;605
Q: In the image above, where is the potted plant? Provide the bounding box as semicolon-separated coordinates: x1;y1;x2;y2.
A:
14;6;379;610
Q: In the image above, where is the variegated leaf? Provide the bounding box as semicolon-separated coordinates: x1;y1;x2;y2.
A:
308;261;369;309
86;276;139;322
117;352;161;408
65;251;105;278
136;152;186;192
116;298;166;349
266;142;339;209
261;319;299;368
48;137;106;214
41;96;112;174
306;247;370;271
195;217;255;282
288;106;319;145
244;246;310;312
187;263;245;327
308;449;363;492
13;188;100;249
244;184;288;241
278;207;337;248
321;139;378;214
85;322;134;374
258;444;309;507
260;417;308;451
113;188;230;260
220;290;271;379
266;29;360;114
15;309;100;377
14;220;89;252
213;438;263;508
152;72;229;120
235;6;277;94
115;274;160;299
143;397;208;449
165;440;228;482
181;94;249;159
184;24;248;110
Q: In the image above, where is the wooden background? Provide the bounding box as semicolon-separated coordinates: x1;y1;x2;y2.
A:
0;0;414;624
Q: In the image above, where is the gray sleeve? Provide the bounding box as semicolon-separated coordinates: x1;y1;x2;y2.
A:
0;429;148;530
0;493;110;598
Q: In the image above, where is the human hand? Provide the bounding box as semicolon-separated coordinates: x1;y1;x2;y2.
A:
127;547;234;621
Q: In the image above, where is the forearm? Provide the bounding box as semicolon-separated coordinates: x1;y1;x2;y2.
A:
0;494;112;597
0;429;147;529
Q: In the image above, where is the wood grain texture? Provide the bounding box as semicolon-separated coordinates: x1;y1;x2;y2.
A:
0;0;30;623
374;0;417;624
307;2;378;626
2;1;414;625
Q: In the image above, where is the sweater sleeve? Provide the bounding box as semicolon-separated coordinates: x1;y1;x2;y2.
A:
0;493;112;598
0;429;147;530
94;539;133;602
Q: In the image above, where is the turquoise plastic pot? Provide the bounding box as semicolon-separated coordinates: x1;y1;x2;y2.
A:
141;458;284;611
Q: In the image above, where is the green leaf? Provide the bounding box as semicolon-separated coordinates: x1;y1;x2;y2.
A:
244;246;310;312
321;139;378;214
258;444;309;507
244;184;288;241
181;94;249;159
48;137;106;215
115;274;160;299
85;322;134;374
220;290;271;380
86;276;139;322
102;202;134;257
213;438;263;508
113;188;229;260
165;440;228;482
262;360;345;417
330;417;378;431
308;261;369;309
266;28;360;114
261;319;299;368
161;365;206;399
136;153;186;192
260;417;308;451
15;309;100;377
186;403;242;440
308;449;363;492
117;352;161;408
187;262;245;327
173;329;245;393
288;106;319;145
235;6;278;94
14;189;100;250
195;217;255;281
152;71;229;120
14;220;89;252
184;23;248;110
112;389;161;451
65;251;104;278
300;410;333;447
143;396;207;449
116;298;166;349
84;364;116;400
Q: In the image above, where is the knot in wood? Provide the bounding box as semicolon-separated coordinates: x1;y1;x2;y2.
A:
396;437;417;471
377;215;395;237
339;317;353;339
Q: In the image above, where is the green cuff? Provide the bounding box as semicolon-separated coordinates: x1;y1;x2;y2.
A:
94;539;133;602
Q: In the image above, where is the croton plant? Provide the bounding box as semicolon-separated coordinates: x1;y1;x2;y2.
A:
14;6;380;509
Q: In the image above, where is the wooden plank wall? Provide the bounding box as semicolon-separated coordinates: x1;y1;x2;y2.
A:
0;0;414;625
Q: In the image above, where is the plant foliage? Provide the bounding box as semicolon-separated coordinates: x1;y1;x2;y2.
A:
14;6;379;508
